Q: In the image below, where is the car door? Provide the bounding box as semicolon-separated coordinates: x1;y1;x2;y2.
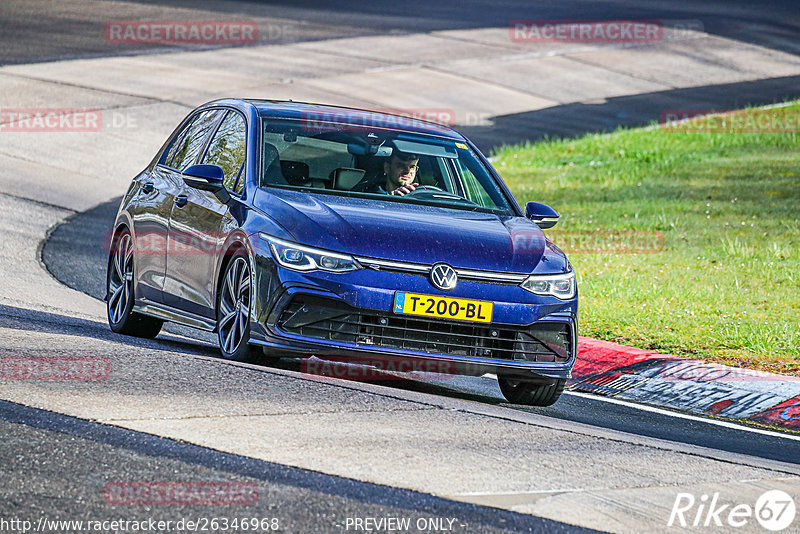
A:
129;115;199;303
141;109;224;309
163;109;247;318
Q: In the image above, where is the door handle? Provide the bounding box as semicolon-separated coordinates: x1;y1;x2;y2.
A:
174;195;188;208
142;182;155;194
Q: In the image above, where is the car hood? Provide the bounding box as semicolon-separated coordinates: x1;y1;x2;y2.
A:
254;188;568;273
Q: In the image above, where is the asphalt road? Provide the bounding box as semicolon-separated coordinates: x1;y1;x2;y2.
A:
3;1;800;532
2;0;799;64
4;0;800;152
0;401;593;533
41;198;800;466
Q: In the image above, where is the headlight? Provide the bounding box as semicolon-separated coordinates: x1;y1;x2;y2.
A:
521;271;576;299
259;234;361;273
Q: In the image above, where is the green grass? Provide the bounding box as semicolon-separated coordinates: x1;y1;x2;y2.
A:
492;102;800;374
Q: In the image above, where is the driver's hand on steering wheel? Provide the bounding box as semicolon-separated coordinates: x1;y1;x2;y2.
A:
390;183;419;196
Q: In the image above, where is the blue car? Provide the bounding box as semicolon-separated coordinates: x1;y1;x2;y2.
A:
106;99;578;406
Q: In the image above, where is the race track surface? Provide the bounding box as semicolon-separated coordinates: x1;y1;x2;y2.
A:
2;1;800;532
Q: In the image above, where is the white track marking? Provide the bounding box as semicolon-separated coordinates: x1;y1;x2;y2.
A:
480;374;800;442
564;390;800;442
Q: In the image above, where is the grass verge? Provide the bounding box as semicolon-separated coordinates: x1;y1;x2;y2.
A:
493;102;800;374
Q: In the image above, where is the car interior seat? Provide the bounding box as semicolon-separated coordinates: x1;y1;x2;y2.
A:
280;160;310;186
330;167;367;190
262;142;288;185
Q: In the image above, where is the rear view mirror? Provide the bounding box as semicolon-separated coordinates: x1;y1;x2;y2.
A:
347;143;393;157
525;201;559;229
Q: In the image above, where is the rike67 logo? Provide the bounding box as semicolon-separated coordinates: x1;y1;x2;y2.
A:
668;490;796;531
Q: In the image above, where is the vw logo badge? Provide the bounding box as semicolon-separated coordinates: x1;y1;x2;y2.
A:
430;263;457;290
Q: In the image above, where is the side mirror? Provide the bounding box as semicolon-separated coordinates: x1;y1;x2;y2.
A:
183;164;230;203
525;201;559;229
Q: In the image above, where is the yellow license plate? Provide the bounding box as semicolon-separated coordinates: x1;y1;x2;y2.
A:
393;292;493;323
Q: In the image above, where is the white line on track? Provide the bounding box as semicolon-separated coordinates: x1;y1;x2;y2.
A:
565;390;800;442
480;374;800;442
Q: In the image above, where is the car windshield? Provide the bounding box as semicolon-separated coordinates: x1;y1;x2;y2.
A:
258;117;515;215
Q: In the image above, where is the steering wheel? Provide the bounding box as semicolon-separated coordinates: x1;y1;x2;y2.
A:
403;185;444;195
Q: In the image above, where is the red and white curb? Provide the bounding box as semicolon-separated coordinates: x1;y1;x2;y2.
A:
570;337;800;432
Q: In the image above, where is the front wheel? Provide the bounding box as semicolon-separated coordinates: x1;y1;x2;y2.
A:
106;229;163;338
497;375;566;406
216;251;257;362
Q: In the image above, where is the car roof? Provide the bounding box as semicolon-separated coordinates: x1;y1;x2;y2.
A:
234;99;465;140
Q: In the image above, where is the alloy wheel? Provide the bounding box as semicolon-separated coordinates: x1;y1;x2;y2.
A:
218;257;251;354
108;233;133;325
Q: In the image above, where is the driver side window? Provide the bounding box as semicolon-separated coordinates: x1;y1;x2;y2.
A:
203;111;247;195
162;109;224;171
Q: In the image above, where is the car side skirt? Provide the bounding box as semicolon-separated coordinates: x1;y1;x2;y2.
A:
133;299;216;332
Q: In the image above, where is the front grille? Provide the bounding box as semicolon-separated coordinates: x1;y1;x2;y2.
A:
277;295;571;363
354;256;529;285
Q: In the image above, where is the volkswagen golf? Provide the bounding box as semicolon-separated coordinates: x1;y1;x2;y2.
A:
106;99;578;406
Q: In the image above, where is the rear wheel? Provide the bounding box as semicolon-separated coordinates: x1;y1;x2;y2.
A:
106;229;163;338
216;251;257;362
497;375;566;406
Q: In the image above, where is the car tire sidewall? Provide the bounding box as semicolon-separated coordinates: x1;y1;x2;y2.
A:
106;229;163;338
107;230;135;333
497;375;566;406
216;250;255;362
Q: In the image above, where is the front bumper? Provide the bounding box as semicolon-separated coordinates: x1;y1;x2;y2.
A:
248;246;578;379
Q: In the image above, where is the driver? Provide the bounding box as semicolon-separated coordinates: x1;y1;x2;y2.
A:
356;150;420;196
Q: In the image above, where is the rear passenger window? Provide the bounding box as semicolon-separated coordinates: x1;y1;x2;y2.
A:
165;110;224;171
161;117;195;167
202;111;247;194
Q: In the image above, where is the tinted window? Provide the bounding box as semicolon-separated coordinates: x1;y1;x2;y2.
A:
203;111;247;194
161;116;196;167
279;137;353;181
454;158;500;210
258;118;514;215
167;110;224;171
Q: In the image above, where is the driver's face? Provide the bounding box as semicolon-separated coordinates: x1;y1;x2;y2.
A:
385;156;419;188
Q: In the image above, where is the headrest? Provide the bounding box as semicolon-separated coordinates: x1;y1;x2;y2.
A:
262;142;288;185
281;160;310;185
331;167;366;190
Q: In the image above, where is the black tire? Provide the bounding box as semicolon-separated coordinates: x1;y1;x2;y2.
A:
106;229;163;338
498;375;566;406
216;250;257;362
